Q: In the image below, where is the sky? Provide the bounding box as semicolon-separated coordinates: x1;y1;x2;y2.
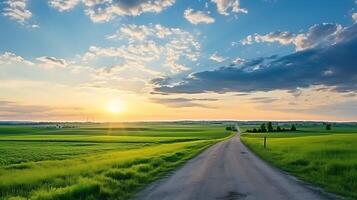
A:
0;0;356;122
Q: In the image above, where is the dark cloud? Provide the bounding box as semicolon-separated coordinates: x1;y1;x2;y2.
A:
153;24;357;94
36;56;68;67
234;93;249;96
242;23;344;51
150;97;217;108
249;97;279;103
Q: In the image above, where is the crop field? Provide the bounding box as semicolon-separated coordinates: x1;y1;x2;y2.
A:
0;122;232;200
241;124;357;199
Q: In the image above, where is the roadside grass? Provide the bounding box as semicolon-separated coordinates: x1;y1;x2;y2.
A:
241;125;357;199
0;123;231;200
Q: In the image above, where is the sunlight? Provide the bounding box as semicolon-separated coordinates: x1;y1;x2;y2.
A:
107;100;124;114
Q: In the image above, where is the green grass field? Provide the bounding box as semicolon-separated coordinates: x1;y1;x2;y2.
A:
241;124;357;199
0;122;232;200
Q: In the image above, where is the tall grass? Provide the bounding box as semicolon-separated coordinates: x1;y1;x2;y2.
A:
241;131;357;199
0;124;231;200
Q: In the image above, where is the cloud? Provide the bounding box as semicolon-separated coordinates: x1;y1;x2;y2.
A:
36;56;69;68
153;23;357;94
150;97;217;108
0;52;72;69
107;24;176;42
48;0;80;12
184;8;215;25
209;52;226;62
0;99;87;120
83;0;175;22
249;97;278;104
87;60;161;93
211;0;247;16
3;0;32;24
241;23;343;51
0;52;34;66
304;100;357;119
0;100;51;114
115;24;151;41
232;57;245;65
86;24;200;74
83;42;162;63
353;13;357;23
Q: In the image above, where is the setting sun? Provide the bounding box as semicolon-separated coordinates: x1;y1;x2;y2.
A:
107;100;124;114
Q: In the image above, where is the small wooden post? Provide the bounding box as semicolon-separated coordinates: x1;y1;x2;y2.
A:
264;136;267;149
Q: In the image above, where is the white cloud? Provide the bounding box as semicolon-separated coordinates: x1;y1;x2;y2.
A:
0;52;72;69
96;24;200;74
107;24;178;41
0;52;34;66
83;41;162;63
211;0;247;16
3;0;32;24
86;61;161;92
36;56;69;68
184;8;215;25
83;0;176;22
233;57;245;65
241;23;343;51
353;12;357;23
48;0;80;12
210;52;226;62
107;24;152;41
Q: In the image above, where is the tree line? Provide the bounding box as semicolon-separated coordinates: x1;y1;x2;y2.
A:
245;122;297;133
226;126;238;131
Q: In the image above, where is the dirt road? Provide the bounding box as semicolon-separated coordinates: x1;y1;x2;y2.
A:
137;133;331;200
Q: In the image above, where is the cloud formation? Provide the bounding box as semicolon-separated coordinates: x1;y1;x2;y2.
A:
83;0;175;22
150;97;217;108
0;52;34;66
3;0;32;24
48;0;80;12
353;12;357;23
86;24;200;74
0;100;51;114
184;8;215;25
36;56;69;68
242;23;343;51
153;23;357;94
107;24;176;41
209;52;226;62
0;99;87;120
211;0;247;16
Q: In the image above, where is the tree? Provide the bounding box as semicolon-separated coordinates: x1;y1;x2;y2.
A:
253;128;258;133
267;122;273;132
226;126;232;131
260;123;267;132
290;124;297;131
277;126;282;132
326;124;332;130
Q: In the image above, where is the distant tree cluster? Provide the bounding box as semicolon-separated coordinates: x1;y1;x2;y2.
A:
246;122;297;133
226;126;238;131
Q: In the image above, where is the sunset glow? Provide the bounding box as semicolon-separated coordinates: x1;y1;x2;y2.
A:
107;101;124;114
0;0;356;122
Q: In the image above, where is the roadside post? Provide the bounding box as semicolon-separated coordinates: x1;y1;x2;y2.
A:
264;136;267;148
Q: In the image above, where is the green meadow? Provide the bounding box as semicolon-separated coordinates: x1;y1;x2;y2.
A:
0;123;232;200
241;124;357;199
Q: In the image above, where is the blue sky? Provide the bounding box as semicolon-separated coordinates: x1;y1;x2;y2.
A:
0;0;356;121
1;1;354;62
